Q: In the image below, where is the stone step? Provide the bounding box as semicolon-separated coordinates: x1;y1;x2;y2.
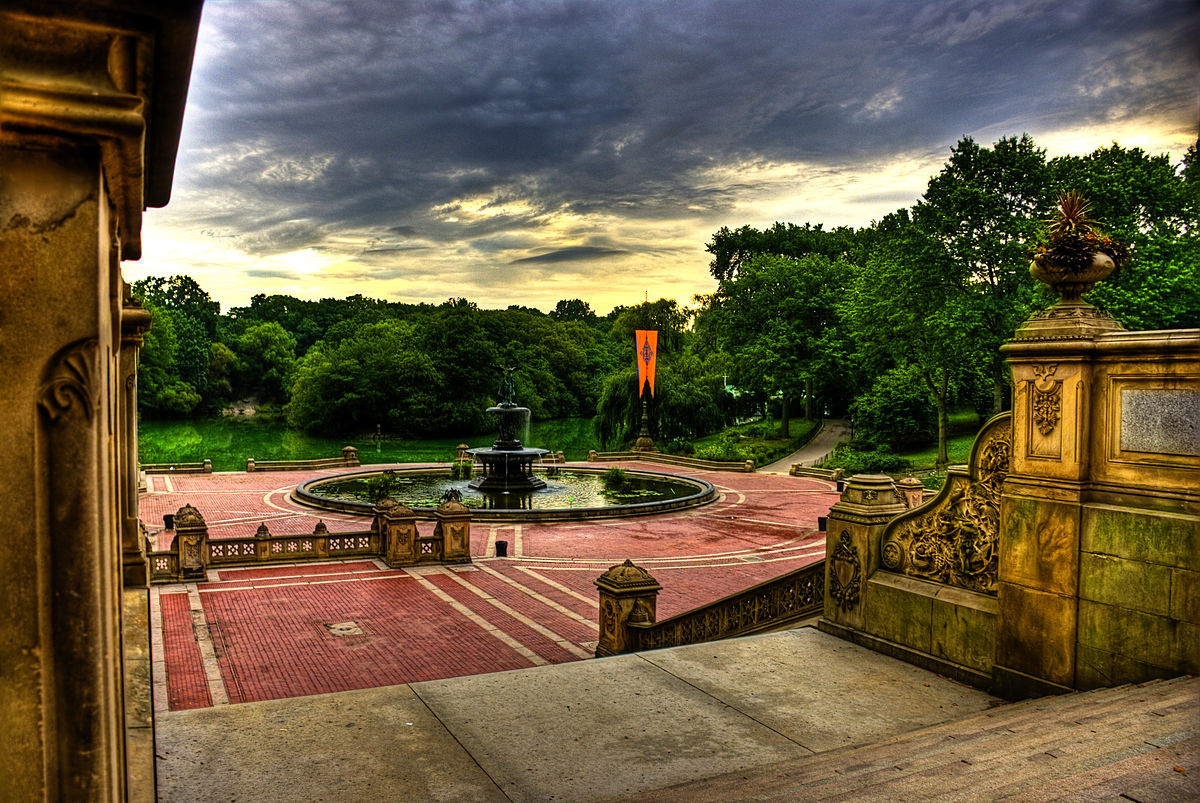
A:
628;677;1198;803
823;698;1194;801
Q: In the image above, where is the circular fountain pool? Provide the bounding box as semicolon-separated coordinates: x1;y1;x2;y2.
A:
292;466;718;522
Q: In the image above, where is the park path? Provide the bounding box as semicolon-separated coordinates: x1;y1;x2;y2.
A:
758;418;850;474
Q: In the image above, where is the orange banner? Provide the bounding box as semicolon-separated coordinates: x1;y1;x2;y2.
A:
636;330;657;397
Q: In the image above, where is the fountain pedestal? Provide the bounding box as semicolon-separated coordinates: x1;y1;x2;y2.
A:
467;405;549;493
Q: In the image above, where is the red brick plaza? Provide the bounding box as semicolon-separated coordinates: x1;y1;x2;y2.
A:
140;462;836;712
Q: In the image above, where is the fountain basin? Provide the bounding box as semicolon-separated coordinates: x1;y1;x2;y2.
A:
292;466;718;522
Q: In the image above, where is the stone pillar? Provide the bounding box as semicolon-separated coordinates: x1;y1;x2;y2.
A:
0;4;201;799
342;445;359;465
121;291;152;587
822;474;906;633
994;304;1124;698
255;522;272;561
594;559;661;657
172;505;209;582
377;500;419;567
434;500;472;563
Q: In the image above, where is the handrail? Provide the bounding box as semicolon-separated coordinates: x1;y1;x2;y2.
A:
626;559;824;651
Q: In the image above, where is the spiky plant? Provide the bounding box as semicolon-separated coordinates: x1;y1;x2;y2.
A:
1032;191;1128;271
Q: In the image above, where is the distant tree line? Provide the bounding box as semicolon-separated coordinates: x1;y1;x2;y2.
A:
135;136;1199;461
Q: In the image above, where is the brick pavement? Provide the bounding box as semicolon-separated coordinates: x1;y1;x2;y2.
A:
143;463;838;710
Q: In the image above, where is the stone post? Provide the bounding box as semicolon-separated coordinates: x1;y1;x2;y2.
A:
255;522;272;561
993;300;1124;698
434;500;472;563
377;500;419;567
342;445;359;465
822;474;906;633
172;505;209;582
594;560;662;657
895;476;925;510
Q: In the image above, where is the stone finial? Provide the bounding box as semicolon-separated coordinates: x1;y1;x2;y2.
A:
895;476;926;510
312;521;329;536
255;523;271;539
173;504;205;529
436;499;471;516
595;559;661;593
341;445;358;462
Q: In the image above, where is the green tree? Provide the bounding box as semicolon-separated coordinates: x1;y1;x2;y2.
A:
709;254;842;436
914;135;1051;410
845;212;983;466
234;322;297;404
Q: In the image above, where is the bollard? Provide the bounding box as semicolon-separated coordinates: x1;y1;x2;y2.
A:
495;540;508;557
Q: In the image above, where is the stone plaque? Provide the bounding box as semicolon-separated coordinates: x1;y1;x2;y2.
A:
1120;389;1200;456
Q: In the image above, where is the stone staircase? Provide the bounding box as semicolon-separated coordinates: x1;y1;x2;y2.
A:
628;676;1199;802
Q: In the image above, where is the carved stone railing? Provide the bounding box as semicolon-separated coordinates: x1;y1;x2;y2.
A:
595;558;825;656
588;450;755;472
147;499;470;584
878;413;1011;596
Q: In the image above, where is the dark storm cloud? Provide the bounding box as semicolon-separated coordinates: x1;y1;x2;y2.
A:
510;246;630;264
173;0;1198;257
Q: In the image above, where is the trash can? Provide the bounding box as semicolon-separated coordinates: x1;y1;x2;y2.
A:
817;516;827;531
163;513;175;530
495;540;508;558
836;480;845;492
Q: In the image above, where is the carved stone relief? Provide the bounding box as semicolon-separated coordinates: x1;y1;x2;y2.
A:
1031;363;1062;436
829;531;862;612
879;415;1011;595
39;339;98;424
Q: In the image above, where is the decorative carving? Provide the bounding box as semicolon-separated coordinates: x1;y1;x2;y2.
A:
629;561;824;651
828;532;862;612
39;340;98;423
1031;363;1062;436
878;414;1011;595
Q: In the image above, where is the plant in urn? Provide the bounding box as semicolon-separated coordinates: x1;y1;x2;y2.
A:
1018;191;1129;339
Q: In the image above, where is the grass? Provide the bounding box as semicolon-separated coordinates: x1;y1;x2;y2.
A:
895;409;985;469
690;417;820;466
138;416;600;472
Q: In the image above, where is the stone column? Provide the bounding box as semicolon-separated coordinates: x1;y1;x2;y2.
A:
377;500;419;567
121;291;152;587
994;304;1123;698
0;4;201;799
594;560;661;657
822;474;906;633
434;500;472;563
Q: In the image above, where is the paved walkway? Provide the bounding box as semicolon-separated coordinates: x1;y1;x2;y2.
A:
758;418;850;474
156;627;1003;802
141;462;837;712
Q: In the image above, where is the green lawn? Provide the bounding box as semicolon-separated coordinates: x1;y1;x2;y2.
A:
691;418;820;465
138;416;599;472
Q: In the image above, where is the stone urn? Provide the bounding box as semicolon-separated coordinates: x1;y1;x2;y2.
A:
1030;250;1115;302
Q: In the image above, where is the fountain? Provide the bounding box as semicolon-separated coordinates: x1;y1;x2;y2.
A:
466;368;550;493
292;366;719;520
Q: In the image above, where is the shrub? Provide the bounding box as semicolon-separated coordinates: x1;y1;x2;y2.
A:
602;467;632;493
821;443;911;474
365;470;405;503
449;458;473;480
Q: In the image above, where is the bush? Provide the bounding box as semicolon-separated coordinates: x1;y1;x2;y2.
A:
601;467;632;493
821;443;911;474
449;458;473;480
365;470;406;503
664;437;694;456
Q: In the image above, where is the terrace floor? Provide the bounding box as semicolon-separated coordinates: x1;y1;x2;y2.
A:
139;461;837;712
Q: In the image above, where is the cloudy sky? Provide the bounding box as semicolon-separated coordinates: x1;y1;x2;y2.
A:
132;0;1199;314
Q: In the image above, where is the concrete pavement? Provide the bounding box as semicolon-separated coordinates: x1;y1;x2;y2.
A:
156;627;1001;802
